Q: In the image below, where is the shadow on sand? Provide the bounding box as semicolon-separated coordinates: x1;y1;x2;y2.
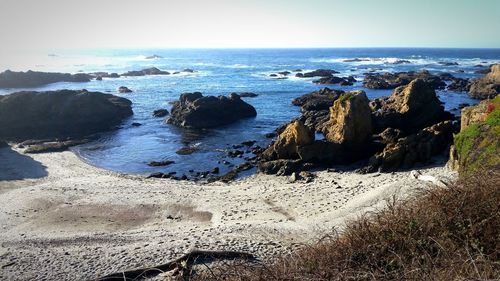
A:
0;146;48;181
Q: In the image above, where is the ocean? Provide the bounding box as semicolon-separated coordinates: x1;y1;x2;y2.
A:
1;48;499;177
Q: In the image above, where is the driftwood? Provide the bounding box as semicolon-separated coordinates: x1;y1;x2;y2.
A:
96;249;255;280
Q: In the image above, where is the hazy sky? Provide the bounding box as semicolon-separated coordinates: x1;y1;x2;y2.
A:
0;0;499;50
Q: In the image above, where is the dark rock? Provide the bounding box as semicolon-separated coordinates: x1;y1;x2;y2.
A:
269;74;278;77
121;67;170;76
241;140;256;146
147;160;174;167
228;150;244;158
278;71;291;76
0;90;132;141
131;122;142;127
145;54;163;59
95;76;103;81
235;162;253;172
438;61;459;66
118;86;132;93
176;147;197;155
313;76;347;85
390;60;411;65
258;159;303;175
298;69;339;78
363;70;446;90
235;92;258;98
153;109;169;117
23;139;88;154
447;77;470;92
343;58;370;62
0;70;92;88
364;121;454;172
211;167;220;174
265;133;276;138
167;92;257;129
182;69;195;73
147;172;171;179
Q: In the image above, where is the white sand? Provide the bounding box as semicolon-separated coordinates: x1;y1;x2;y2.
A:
0;145;457;280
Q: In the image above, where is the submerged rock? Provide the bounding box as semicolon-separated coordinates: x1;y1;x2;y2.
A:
167;92;257;129
147;160;175;167
0;89;133;141
468;64;500;99
118;86;132;93
153;109;169;117
0;70;92;88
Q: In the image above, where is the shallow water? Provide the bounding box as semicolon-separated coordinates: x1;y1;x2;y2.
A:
1;48;499;176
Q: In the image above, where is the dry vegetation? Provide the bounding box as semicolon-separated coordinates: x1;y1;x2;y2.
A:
191;169;500;281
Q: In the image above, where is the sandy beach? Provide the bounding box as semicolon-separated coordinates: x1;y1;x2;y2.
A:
0;145;456;280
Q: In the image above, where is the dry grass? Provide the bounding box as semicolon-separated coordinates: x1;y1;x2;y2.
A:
193;169;500;281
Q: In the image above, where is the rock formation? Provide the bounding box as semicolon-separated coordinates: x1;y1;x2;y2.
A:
468;64;500;99
363;70;445;90
261;120;314;160
0;70;91;88
0;90;133;141
121;67;170;76
167;93;257;128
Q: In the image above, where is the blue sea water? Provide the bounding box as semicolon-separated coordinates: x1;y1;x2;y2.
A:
1;48;499;177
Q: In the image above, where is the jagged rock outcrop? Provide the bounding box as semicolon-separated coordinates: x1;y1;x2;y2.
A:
261;120;314;160
0;70;91;88
292;88;344;133
469;64;500;99
296;69;338;78
153;109;169;117
363;70;445;90
0;90;133;141
370;79;449;133
325;91;373;145
364;121;454;172
167;92;257;128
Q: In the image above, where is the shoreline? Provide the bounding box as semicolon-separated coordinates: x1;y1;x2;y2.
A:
0;146;457;280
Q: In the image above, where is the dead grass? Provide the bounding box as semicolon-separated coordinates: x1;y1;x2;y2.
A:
193;169;500;280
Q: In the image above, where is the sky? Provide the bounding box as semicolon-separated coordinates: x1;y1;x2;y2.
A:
0;0;499;50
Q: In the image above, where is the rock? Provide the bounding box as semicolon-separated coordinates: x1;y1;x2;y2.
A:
23;139;88;154
176;147;197;155
0;90;132;141
261;120;314;160
257;159;303;175
377;128;403;144
312;76;349;85
153;109;169;117
241;140;256;146
95;76;103;81
343;58;369;62
447;77;470;92
292;88;344;110
369;79;448;133
296;140;344;164
211;167;220;174
460;101;491;130
167;93;257;129
468;64;500;99
269;74;278;77
438;61;459;66
147;172;171;179
363;70;445;90
449;96;499;175
365;121;454;172
147;160;175;167
182;68;195;73
118;86;132;93
390;60;411;65
132;123;142;127
297;69;339;78
145;54;163;59
235;92;258;98
325;91;373;146
265;132;276;138
0;70;92;88
121;67;170;76
277;71;291;76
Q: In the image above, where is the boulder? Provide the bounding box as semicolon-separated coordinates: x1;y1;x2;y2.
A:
363;70;445;90
313;76;351;85
257;159;304;176
234;92;258;98
118;86;132;93
121;67;170;76
364;121;454;172
296;69;339;78
469;64;500;99
0;70;92;88
167;93;257;129
0;90;133;141
153;109;169;117
325;91;373;146
261;120;314;160
369;79;448;133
